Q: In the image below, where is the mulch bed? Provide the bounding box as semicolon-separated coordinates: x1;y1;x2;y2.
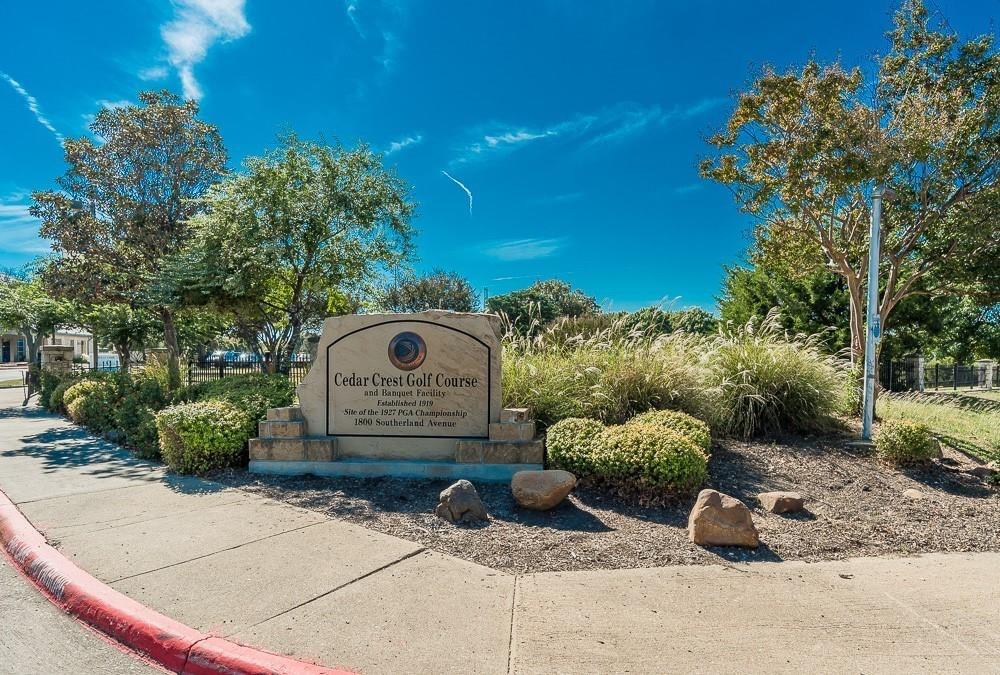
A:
211;435;1000;574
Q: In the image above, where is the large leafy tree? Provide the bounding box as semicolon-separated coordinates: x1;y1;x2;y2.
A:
379;270;478;313
702;1;999;368
179;136;415;368
31;90;227;387
487;279;599;334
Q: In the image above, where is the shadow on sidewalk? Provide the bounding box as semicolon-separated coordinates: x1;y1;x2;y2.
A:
3;425;228;496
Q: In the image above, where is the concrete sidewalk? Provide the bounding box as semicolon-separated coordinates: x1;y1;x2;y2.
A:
1;388;998;674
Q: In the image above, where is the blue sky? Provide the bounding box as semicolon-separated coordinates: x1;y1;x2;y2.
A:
0;1;992;311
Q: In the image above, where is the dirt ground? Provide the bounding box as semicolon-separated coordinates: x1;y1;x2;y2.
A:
213;434;1000;574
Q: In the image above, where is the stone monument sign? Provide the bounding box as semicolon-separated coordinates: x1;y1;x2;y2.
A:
249;311;543;480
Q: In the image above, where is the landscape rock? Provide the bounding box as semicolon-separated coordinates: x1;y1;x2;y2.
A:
967;463;998;479
435;480;488;524
902;488;924;500
511;470;576;510
758;491;805;514
688;489;759;548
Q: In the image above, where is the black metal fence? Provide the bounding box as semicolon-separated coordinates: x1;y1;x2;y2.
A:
879;359;997;392
186;358;313;387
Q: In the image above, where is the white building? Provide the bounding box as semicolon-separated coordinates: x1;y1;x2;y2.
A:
0;328;94;364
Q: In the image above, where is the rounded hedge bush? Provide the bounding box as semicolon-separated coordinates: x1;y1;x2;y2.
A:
116;371;169;460
49;379;79;414
874;419;941;465
155;401;251;474
596;423;708;493
546;417;606;476
628;409;711;451
173;374;295;436
64;378;121;432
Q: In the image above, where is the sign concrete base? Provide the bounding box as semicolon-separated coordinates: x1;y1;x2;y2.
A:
249;459;541;482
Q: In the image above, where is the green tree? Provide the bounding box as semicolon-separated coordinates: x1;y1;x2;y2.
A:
671;308;718;335
702;1;999;367
180;136;415;368
487;279;599;334
379;270;478;313
31;90;228;388
0;274;69;364
719;263;851;351
81;303;159;370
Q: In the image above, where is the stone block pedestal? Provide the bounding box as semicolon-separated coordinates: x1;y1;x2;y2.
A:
249;405;544;481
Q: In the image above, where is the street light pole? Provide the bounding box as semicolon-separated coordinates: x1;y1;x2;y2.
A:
861;186;894;440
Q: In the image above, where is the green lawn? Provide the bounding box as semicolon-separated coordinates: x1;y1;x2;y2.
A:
877;391;1000;463
0;377;24;389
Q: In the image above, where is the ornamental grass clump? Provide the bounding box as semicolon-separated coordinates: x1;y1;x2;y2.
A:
502;320;709;429
873;419;941;466
156;401;251;474
705;311;847;439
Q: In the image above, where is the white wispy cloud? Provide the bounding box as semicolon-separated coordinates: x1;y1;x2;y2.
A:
0;72;64;146
160;0;251;100
442;171;473;215
345;1;365;37
386;134;422;154
97;99;132;110
673;183;703;195
344;2;405;73
483;238;565;261
0;201;49;256
138;65;169;81
453;97;727;164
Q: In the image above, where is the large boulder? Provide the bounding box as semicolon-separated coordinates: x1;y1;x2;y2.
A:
435;480;488;524
688;489;759;548
511;470;576;510
758;491;804;514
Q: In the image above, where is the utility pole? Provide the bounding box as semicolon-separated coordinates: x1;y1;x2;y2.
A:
861;186;895;440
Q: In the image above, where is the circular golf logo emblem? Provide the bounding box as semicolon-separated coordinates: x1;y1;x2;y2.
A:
388;331;426;371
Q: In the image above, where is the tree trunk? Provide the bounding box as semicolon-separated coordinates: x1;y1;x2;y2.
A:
159;307;182;390
281;321;303;376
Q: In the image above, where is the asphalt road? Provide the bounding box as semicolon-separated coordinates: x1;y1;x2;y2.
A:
0;556;160;675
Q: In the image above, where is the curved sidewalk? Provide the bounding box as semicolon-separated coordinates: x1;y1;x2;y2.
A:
1;388;998;674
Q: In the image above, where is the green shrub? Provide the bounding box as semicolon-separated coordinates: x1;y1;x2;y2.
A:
174;374;295;435
116;370;170;460
38;368;65;411
64;378;123;432
705;313;847;438
546;418;606;475
545;416;707;495
49;378;79;414
873;419;941;465
628;409;711;451
596;423;708;493
155;401;251;474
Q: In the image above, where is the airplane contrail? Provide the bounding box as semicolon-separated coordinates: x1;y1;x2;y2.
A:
1;72;64;146
442;170;473;215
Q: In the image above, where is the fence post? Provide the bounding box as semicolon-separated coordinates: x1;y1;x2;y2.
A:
953;363;958;390
218;359;225;380
935;364;939;390
187;360;192;388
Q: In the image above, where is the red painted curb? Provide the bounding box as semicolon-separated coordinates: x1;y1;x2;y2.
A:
0;491;351;675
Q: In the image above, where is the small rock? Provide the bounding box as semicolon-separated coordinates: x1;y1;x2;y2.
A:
967;463;998;479
688;489;759;548
902;488;924;500
511;470;576;510
758;491;804;514
435;480;488;524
